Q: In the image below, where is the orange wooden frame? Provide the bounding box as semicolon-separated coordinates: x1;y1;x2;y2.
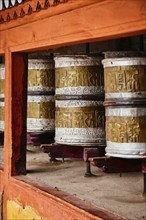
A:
0;0;146;219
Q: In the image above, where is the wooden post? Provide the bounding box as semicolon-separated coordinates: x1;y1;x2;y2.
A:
4;51;28;177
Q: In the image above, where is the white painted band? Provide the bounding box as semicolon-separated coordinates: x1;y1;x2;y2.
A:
0;65;5;79
27;118;55;132
27;95;55;103
0;94;4;98
105;91;146;99
0;121;4;131
55;56;102;68
106;107;146;117
56;86;104;96
28;59;55;70
55;127;105;145
28;86;55;92
102;57;146;67
56;100;103;108
0;101;4;107
106;141;146;157
105;153;146;159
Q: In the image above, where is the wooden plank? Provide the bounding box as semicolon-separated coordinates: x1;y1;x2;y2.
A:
4;51;28;176
0;0;145;53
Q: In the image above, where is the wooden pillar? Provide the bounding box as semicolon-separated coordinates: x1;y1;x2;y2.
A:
4;50;28;177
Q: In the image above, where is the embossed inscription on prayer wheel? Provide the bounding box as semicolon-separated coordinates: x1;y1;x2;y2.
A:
102;51;146;158
102;52;146;100
28;58;55;94
27;95;55;132
105;105;146;158
55;55;104;97
0;64;5;132
27;58;55;133
55;100;105;146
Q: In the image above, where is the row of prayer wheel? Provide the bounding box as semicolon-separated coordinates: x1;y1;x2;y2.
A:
0;52;146;159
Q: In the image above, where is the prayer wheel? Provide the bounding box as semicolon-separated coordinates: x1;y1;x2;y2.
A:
0;64;4;133
27;58;55;135
55;55;105;146
102;51;146;158
55;55;104;97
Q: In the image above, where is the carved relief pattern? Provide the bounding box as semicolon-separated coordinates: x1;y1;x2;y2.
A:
27;118;55;131
104;65;146;94
56;100;103;108
56;66;104;89
55;127;106;145
56;107;105;129
56;66;104;96
28;69;55;91
0;0;68;23
106;116;146;143
27;101;55;119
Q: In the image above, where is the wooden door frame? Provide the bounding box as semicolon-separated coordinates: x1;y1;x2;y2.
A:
0;0;146;219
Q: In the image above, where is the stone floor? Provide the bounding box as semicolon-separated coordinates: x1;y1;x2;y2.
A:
0;146;146;220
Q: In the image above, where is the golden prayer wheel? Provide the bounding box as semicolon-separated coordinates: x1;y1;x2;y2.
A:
102;51;146;101
27;58;55;133
0;64;5;133
28;58;55;95
27;95;55;132
55;99;105;146
102;51;146;158
105;104;146;158
55;55;105;146
55;55;104;97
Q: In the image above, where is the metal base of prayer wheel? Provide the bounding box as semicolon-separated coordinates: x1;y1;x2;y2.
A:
27;131;55;146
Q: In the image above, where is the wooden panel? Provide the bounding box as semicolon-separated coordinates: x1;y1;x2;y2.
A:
0;0;146;53
3;176;124;220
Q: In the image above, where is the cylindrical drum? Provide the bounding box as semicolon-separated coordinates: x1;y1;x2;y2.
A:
0;64;5;132
55;99;105;146
27;95;55;132
55;55;104;97
28;58;55;94
102;51;146;158
55;55;105;146
105;104;146;158
27;58;55;133
103;51;146;101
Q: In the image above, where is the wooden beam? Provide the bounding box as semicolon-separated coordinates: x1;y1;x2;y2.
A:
0;0;104;31
4;51;28;176
0;0;145;53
